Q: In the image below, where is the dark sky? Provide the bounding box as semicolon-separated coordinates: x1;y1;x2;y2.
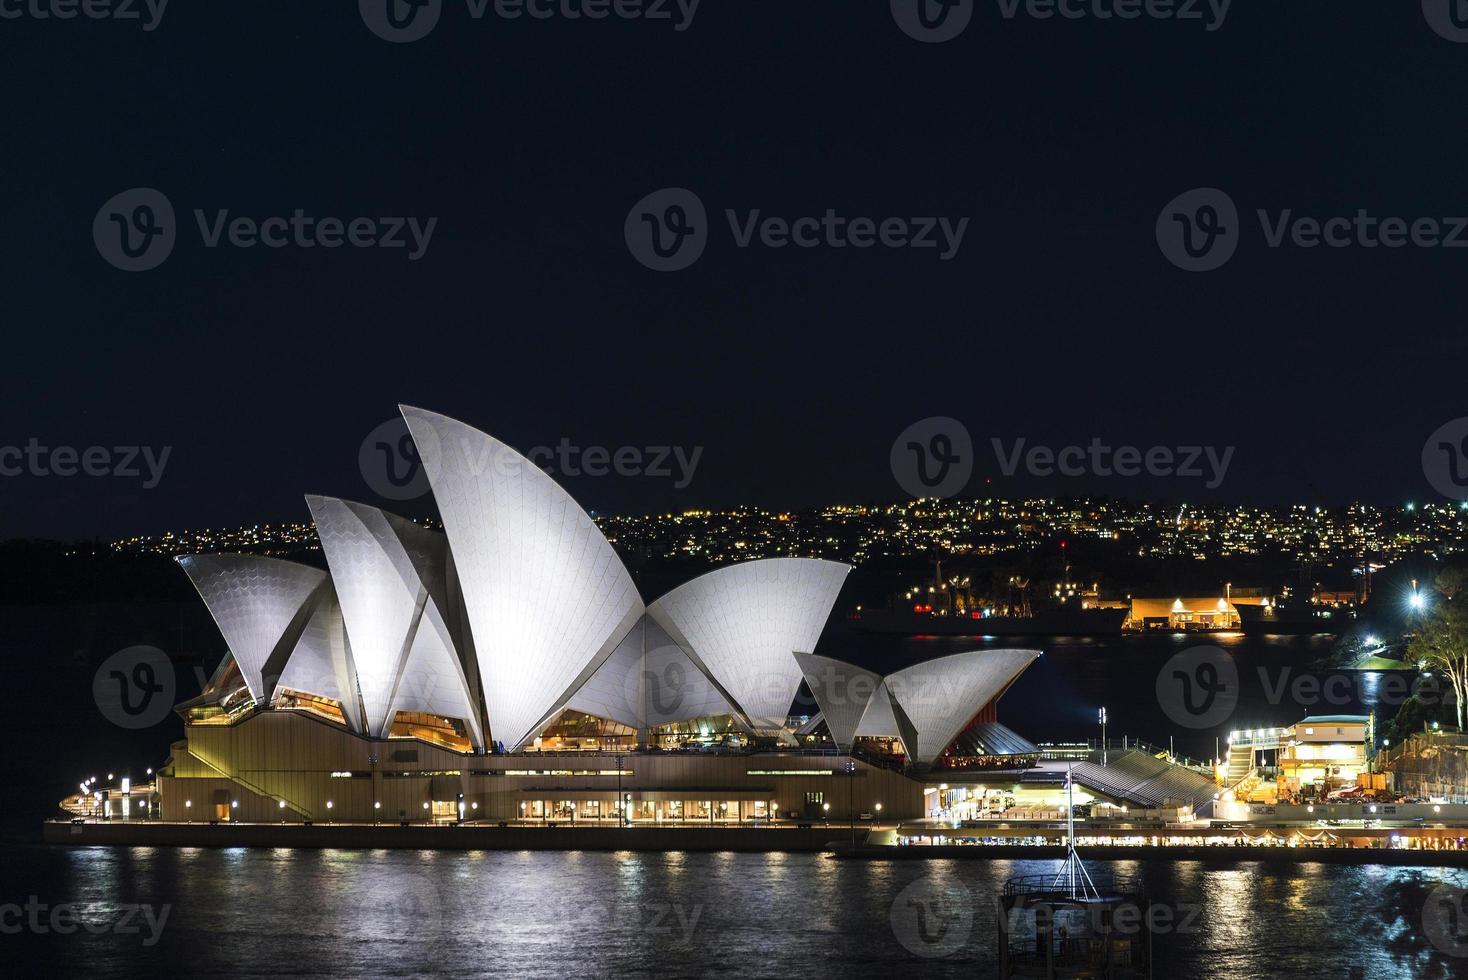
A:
4;2;1466;539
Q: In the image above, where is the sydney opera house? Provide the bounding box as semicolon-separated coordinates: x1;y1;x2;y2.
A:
157;408;1043;824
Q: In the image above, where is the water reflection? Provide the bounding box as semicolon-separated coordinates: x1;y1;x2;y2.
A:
12;848;1463;978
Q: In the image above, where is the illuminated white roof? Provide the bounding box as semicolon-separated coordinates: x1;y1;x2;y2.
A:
566;615;740;729
306;496;481;748
400;406;645;750
274;583;363;732
882;649;1041;764
647;558;851;728
854;679;918;757
793;652;883;751
177;554;328;704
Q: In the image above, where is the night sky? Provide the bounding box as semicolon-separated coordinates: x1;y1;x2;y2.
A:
5;2;1467;539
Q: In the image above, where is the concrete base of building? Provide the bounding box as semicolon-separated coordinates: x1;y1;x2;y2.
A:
42;819;868;852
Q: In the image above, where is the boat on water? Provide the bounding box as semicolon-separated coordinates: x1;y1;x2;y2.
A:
851;560;1127;636
1233;601;1345;636
851;604;1127;637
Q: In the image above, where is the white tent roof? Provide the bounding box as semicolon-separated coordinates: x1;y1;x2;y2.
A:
400;406;645;751
793;652;883;752
880;649;1042;764
565;615;741;729
178;554;327;705
306;496;481;748
647;557;851;728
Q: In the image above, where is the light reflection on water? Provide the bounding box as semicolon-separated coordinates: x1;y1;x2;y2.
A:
4;846;1463;979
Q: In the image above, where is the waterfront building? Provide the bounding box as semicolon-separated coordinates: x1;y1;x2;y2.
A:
157;408;1045;824
1126;597;1245;632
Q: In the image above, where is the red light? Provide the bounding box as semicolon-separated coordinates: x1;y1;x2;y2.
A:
970;611;982;620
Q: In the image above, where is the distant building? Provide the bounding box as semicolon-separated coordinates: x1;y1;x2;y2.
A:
1127;597;1242;631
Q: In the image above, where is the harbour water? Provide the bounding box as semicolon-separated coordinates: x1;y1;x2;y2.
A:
4;602;1454;977
7;843;1467;977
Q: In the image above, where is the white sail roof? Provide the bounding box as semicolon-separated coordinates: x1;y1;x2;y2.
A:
306;495;481;748
400;406;645;751
881;649;1042;765
565;615;740;729
647;557;851;728
854;678;919;757
177;554;328;704
793;652;884;752
274;583;363;732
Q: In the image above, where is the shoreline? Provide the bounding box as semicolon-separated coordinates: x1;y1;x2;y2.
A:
41;821;1468;866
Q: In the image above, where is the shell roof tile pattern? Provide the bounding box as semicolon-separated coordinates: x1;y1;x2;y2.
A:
176;408;1031;762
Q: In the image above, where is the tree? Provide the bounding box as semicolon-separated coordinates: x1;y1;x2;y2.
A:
1435;565;1468;600
1407;598;1468;732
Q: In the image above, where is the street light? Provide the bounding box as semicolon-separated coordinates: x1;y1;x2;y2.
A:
1099;707;1108;766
